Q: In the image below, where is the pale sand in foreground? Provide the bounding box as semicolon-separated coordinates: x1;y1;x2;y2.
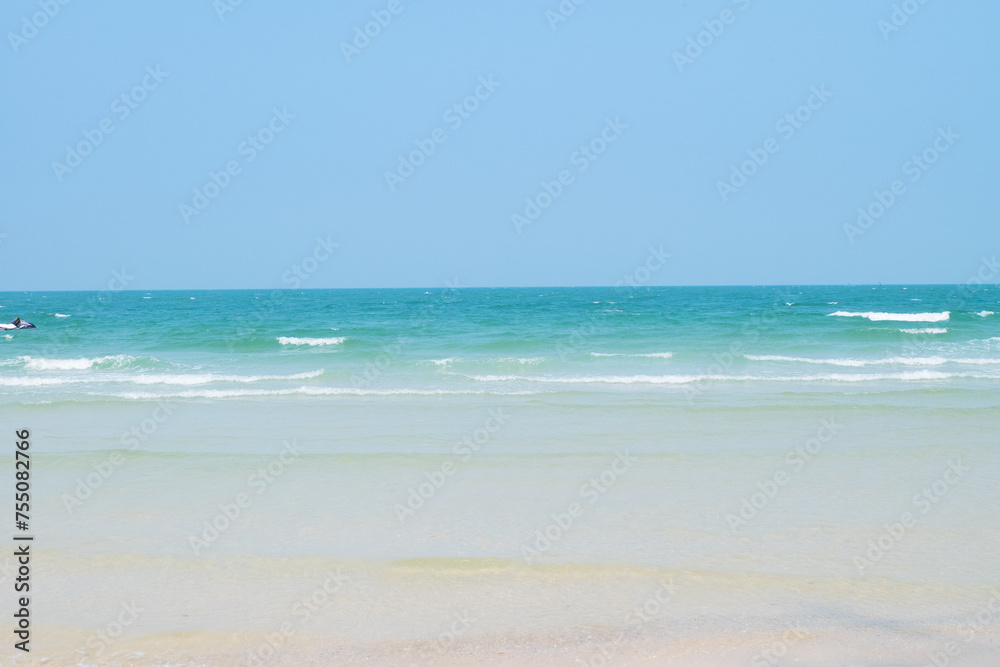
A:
12;625;1000;666
14;552;1000;666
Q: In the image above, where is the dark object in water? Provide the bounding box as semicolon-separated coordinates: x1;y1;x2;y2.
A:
0;318;36;330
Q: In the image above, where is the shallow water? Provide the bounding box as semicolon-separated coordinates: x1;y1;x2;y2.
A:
2;286;999;664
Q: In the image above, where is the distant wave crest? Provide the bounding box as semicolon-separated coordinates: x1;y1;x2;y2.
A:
124;370;324;386
745;354;1000;367
590;352;673;358
427;357;543;366
828;311;950;322
464;371;995;384
104;387;541;400
277;337;346;346
0;369;323;387
11;355;143;371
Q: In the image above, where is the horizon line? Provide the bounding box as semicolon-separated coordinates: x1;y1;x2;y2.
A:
1;283;996;293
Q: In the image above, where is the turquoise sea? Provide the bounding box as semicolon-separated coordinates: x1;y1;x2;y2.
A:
2;285;999;665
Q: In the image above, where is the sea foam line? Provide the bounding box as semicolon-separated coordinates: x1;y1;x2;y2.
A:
744;354;1000;367
10;355;141;371
828;311;950;322
427;357;543;366
590;352;673;358
123;370;325;385
0;369;324;387
464;371;997;384
101;387;542;400
900;328;948;334
277;337;346;346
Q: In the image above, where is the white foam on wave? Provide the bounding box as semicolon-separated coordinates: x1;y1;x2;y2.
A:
104;387;542;400
464;370;996;384
27;357;97;371
429;357;543;366
745;354;1000;367
0;377;71;386
0;369;323;387
469;374;700;384
125;370;324;385
976;311;995;317
19;355;138;371
590;352;673;358
899;328;948;334
828;311;950;322
54;313;71;318
277;337;346;346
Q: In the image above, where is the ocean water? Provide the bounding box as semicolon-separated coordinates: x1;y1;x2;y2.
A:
2;286;999;665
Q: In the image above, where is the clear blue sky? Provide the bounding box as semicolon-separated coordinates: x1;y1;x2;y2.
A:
2;1;997;290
